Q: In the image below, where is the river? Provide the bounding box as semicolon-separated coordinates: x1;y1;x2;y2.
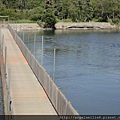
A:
17;29;120;115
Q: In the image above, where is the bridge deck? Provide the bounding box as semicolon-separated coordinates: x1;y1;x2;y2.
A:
1;27;57;115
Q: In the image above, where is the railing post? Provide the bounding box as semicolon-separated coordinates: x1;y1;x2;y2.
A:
8;68;11;115
15;31;16;42
23;32;24;41
5;46;7;77
8;16;9;23
2;34;4;52
16;21;17;31
34;33;36;55
41;36;44;65
0;27;1;42
53;48;56;81
28;33;29;44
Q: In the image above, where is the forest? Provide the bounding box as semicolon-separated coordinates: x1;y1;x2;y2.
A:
0;0;120;28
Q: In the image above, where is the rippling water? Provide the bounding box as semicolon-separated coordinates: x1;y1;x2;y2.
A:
17;29;120;115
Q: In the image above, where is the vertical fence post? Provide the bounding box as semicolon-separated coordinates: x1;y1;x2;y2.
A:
8;68;11;114
34;33;36;55
0;27;1;42
53;48;56;81
15;31;16;42
23;32;24;41
8;16;9;23
28;33;29;44
16;21;17;31
2;34;4;53
0;28;2;48
41;36;44;65
5;46;7;76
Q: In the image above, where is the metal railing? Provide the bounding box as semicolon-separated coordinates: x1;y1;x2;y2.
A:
8;24;79;115
0;28;12;115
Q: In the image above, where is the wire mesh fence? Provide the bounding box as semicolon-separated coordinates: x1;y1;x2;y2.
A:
8;24;79;115
0;31;12;115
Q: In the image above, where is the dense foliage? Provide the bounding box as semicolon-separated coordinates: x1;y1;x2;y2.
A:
0;0;120;27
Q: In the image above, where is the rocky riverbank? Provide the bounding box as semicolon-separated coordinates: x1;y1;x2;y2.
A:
9;23;42;31
9;22;120;31
55;22;119;30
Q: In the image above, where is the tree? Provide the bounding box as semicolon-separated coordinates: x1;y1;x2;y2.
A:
42;9;56;29
0;0;119;24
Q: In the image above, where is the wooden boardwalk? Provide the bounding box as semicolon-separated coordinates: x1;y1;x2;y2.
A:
1;27;57;115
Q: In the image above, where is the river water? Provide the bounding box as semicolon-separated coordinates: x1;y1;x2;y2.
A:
17;29;120;115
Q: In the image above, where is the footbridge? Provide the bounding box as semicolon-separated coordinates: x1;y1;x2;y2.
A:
0;24;79;117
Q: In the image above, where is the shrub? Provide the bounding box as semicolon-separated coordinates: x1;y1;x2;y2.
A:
42;9;56;29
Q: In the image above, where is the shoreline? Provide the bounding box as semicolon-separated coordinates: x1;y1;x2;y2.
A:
55;22;120;30
9;22;120;31
9;23;42;31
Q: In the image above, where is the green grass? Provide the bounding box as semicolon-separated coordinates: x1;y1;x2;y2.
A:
10;19;36;23
57;18;72;22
